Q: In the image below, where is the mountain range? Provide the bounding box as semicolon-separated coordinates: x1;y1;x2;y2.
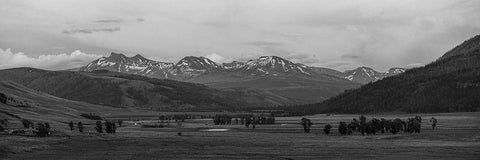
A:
78;53;405;84
1;34;478;113
343;67;406;84
75;53;406;104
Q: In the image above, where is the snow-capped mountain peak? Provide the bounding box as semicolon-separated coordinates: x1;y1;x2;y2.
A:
344;67;406;83
387;67;406;75
80;52;174;78
176;56;221;70
78;52;403;83
241;56;311;76
222;61;245;70
246;56;288;68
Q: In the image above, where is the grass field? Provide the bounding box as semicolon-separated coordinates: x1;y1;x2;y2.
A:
1;112;479;160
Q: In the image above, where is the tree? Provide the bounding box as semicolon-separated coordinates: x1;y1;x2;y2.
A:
105;121;112;133
68;121;74;130
45;122;50;130
118;120;123;127
78;122;84;133
21;119;32;129
95;121;103;133
35;123;50;137
112;122;116;134
323;124;332;135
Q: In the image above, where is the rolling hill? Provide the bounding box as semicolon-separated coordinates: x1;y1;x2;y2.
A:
0;80;125;125
300;35;480;113
0;68;285;111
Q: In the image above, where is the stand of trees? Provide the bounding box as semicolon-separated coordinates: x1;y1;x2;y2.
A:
94;120;118;134
213;113;275;125
331;115;423;136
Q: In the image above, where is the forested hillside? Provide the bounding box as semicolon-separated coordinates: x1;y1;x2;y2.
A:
297;35;480;113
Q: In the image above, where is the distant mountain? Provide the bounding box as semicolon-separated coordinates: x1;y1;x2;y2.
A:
185;56;361;104
309;66;345;78
0;68;285;111
343;67;406;84
302;35;480;113
171;56;224;79
385;67;407;77
78;54;362;104
77;52;410;104
80;53;175;79
79;52;403;82
80;54;328;79
240;56;313;76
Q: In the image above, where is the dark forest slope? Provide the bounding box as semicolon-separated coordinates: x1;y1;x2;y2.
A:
301;35;480;113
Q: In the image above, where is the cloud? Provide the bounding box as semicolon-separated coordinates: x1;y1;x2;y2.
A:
62;27;120;34
242;41;284;47
280;33;305;39
341;54;361;59
1;0;479;72
95;19;123;23
322;61;360;72
286;54;321;65
403;63;423;68
0;48;102;70
204;53;229;63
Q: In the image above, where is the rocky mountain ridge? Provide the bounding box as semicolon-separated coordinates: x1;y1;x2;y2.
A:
79;53;404;83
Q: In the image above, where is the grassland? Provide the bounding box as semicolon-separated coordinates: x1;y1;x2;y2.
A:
1;112;479;160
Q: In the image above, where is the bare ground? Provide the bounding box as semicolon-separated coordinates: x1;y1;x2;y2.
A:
1;112;480;160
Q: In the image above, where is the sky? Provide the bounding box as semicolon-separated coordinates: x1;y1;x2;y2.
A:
1;0;479;71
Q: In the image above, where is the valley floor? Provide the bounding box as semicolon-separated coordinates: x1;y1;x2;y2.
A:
1;112;480;160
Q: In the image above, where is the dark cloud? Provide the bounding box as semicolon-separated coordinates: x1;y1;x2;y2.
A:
62;28;120;34
242;40;284;47
94;19;123;23
341;54;361;59
287;54;310;59
136;18;145;22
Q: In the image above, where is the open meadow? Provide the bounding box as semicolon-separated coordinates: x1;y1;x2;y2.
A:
1;112;479;160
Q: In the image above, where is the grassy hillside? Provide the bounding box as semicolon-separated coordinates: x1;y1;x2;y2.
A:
189;72;360;104
298;35;480;114
0;81;124;124
0;68;277;111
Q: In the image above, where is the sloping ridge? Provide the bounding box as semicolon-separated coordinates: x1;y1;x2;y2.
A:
440;34;480;60
306;35;480;113
0;80;121;122
0;68;280;111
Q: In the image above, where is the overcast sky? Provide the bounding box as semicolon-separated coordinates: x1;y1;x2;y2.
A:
1;0;479;71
